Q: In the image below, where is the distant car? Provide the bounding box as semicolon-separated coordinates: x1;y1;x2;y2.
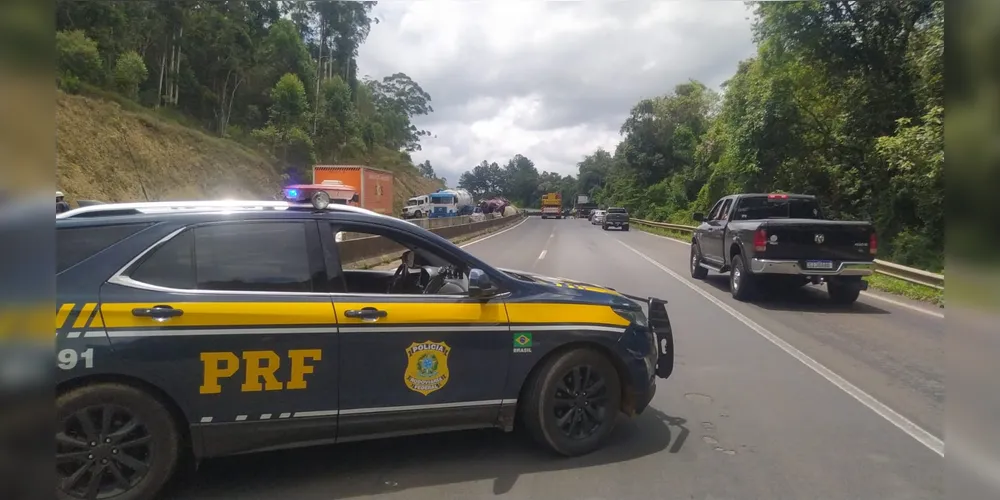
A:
591;210;606;225
602;207;629;231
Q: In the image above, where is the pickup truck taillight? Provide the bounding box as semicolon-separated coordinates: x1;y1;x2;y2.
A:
869;231;878;255
753;228;767;252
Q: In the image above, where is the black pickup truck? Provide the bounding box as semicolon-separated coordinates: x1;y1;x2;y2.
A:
602;207;630;231
689;193;877;304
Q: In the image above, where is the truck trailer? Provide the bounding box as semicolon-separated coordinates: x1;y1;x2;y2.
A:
313;164;394;215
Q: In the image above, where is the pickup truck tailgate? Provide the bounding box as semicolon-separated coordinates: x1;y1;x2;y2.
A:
761;219;873;261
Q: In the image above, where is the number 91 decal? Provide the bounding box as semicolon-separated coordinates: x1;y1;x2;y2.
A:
58;348;95;370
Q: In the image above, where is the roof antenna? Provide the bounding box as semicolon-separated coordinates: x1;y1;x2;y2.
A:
119;126;150;202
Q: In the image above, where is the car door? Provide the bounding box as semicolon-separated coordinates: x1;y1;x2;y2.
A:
99;218;341;457
323;220;512;442
699;198;729;263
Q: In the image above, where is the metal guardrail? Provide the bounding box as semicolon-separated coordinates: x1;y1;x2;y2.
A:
629;218;945;290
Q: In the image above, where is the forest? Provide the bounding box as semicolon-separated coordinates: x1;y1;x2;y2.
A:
457;1;943;271
55;0;443;186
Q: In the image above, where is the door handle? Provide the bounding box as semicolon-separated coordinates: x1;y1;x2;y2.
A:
345;307;388;322
131;305;183;319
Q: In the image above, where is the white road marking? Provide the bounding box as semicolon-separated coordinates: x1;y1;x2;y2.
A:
459;216;529;248
235;415;247;421
617;239;945;457
637;227;944;318
260;413;272;420
200;417;213;423
538;250;547;260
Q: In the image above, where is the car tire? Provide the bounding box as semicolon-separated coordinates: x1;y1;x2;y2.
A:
602;225;607;230
623;225;629;231
414;211;422;219
730;254;756;301
521;347;622;457
690;244;708;279
57;383;181;500
828;279;862;305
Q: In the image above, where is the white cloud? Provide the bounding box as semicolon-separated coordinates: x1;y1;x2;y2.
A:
357;0;756;186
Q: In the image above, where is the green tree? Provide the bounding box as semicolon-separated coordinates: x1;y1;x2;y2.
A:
55;29;103;89
114;50;148;99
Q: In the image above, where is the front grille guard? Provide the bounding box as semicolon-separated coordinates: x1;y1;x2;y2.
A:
620;293;674;380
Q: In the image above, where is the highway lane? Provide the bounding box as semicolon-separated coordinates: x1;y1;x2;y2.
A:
173;216;943;500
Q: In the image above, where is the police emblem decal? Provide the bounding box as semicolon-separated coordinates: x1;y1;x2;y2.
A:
404;341;451;395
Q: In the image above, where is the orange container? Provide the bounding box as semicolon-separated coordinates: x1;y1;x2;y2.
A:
313;165;394;215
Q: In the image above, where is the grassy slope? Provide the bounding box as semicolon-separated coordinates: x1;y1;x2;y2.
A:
56;90;442;210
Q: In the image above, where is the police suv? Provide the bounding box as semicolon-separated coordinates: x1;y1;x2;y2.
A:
55;194;674;500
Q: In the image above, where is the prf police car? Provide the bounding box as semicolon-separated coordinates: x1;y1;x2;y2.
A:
55;192;674;500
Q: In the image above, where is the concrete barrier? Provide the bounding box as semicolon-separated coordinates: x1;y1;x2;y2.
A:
339;213;525;267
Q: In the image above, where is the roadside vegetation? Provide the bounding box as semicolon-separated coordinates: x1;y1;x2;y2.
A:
55;0;444;211
458;1;943;278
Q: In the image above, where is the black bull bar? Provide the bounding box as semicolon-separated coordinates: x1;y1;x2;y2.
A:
620;293;674;380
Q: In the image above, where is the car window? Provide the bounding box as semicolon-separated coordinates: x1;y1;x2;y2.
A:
734;197;823;220
706;200;724;220
715;199;733;221
330;223;465;295
57;223;151;273
129;229;195;289
128;221;313;293
607;208;627;213
195;222;313;292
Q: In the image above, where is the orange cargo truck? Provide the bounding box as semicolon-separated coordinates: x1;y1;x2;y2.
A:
313;165;395;215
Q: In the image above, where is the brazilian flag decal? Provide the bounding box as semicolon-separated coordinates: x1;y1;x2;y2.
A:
513;332;533;352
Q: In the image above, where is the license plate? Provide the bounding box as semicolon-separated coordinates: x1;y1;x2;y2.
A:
805;260;834;270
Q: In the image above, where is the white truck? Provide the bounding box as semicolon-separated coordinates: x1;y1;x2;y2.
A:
402;194;431;219
429;188;474;218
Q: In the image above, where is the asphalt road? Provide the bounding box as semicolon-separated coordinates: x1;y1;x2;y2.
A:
173;217;944;500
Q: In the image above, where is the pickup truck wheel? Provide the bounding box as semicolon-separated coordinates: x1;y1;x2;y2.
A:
56;383;180;500
623;225;629;231
690;244;708;279
521;348;622;457
828;279;862;305
730;255;757;301
601;224;608;230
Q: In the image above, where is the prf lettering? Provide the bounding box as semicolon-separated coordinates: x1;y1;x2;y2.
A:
199;349;322;394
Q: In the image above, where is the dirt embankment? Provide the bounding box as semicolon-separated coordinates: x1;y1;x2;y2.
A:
56;91;443;211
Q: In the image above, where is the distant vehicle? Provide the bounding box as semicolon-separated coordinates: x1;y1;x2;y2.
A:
313;164;394;215
479;197;510;216
591;209;606;225
690;193;877;304
540;192;562;219
602;207;629;231
402;194;431;219
429;188;474;218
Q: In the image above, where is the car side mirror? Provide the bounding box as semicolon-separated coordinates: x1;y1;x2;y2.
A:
468;268;499;298
692;212;704;222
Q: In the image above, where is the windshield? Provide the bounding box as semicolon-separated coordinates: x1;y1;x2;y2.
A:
733;197;823;220
406;199;422;206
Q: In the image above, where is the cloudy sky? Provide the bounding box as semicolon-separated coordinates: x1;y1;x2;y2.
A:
357;1;757;186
